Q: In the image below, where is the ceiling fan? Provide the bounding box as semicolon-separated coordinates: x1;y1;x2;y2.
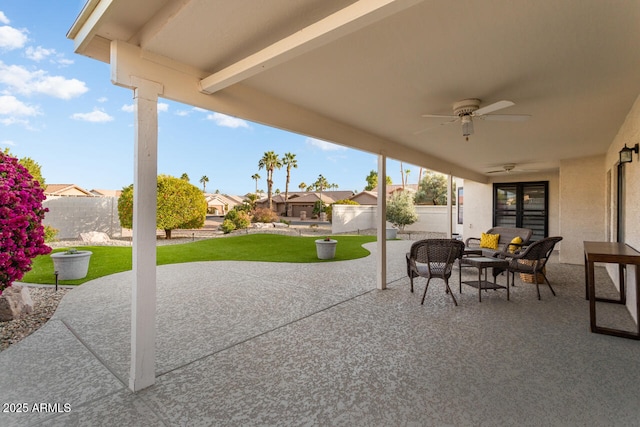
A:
486;163;537;174
417;99;530;140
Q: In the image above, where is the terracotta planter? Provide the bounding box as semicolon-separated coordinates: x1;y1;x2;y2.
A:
51;251;92;280
315;239;337;260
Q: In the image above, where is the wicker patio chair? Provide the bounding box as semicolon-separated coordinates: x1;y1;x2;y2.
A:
406;239;466;306
494;236;563;300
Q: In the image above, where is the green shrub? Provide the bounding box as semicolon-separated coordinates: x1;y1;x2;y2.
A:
224;209;251;230
386;190;418;230
220;219;236;234
43;225;59;242
251;207;279;223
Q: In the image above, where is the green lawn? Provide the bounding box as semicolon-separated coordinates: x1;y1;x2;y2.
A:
22;234;377;285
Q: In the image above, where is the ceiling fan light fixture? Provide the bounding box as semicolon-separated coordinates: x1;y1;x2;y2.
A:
461;115;473;137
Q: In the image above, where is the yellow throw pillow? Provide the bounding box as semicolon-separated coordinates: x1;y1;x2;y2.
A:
508;236;523;253
480;233;500;249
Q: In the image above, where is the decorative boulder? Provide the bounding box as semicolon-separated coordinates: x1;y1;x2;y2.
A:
0;285;33;321
273;222;289;228
80;231;110;244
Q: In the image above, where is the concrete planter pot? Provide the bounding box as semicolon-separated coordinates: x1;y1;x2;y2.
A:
51;250;92;280
315;239;337;260
386;228;398;240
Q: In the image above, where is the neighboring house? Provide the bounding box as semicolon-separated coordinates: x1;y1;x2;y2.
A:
349;191;378;205
44;184;95;197
91;188;123;198
205;193;241;215
372;184;418;199
256;191;355;217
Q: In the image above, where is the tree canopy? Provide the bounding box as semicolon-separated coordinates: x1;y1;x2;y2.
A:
386;190;418;230
364;170;392;191
415;171;456;205
118;175;207;239
2;148;45;187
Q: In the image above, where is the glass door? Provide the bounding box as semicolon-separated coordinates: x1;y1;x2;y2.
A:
494;182;548;241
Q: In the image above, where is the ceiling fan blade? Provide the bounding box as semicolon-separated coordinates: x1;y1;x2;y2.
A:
480;114;531;122
421;113;458;119
475;100;515;115
413;117;459;135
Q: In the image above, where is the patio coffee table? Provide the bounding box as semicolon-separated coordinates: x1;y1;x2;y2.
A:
459;256;510;302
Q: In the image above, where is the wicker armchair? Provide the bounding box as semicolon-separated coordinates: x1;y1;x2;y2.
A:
494;236;563;300
406;239;466;306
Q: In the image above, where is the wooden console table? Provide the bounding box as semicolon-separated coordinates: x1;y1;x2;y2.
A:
583;241;640;339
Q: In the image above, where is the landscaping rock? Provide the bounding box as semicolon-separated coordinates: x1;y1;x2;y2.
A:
0;285;33;321
272;222;289;228
80;231;111;243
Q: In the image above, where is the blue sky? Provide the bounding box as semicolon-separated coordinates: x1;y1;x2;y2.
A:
0;1;417;195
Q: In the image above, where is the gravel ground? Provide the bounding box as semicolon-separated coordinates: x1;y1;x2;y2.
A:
0;287;70;352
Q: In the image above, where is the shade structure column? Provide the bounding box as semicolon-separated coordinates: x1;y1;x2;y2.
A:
129;77;162;392
377;153;387;290
447;174;453;238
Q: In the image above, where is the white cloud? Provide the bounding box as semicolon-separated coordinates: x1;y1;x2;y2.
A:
305;137;347;151
175;109;190;116
70;109;114;123
158;102;169;112
0;25;27;50
25;46;55;61
0;12;9;25
0;95;39;116
97;97;108;103
0;62;88;99
56;57;74;67
1;139;16;146
207;112;249;128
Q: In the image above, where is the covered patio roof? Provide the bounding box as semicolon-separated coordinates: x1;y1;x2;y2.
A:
66;0;640;392
68;0;640;181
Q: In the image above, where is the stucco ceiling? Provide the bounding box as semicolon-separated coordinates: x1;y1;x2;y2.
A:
69;0;640;181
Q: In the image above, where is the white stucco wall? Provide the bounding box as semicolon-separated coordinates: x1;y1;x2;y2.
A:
331;205;461;235
605;93;640;322
43;196;122;240
558;156;606;264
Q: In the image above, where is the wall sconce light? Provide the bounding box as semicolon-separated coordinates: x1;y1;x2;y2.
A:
619;143;639;164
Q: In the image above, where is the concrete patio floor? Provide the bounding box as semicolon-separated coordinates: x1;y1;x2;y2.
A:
1;240;639;426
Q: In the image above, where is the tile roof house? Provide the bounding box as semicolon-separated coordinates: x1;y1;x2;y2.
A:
44;184;95;197
257;190;355;217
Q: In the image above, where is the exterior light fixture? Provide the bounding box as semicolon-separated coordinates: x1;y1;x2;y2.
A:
619;143;639;164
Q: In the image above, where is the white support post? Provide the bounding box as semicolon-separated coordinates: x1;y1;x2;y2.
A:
129;77;162;392
447;174;453;238
377;154;387;290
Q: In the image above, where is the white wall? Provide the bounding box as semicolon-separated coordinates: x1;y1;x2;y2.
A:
559;156;606;264
332;205;461;235
43;196;122;240
605;93;640;322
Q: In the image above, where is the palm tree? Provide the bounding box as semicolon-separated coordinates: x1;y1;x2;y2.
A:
180;173;189;181
257;151;282;210
199;175;209;193
298;182;307;191
282;152;298;216
251;173;261;195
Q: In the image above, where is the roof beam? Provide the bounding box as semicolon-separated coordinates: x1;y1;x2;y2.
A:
199;0;423;94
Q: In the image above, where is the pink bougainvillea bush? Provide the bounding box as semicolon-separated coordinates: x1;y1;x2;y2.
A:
0;152;51;294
